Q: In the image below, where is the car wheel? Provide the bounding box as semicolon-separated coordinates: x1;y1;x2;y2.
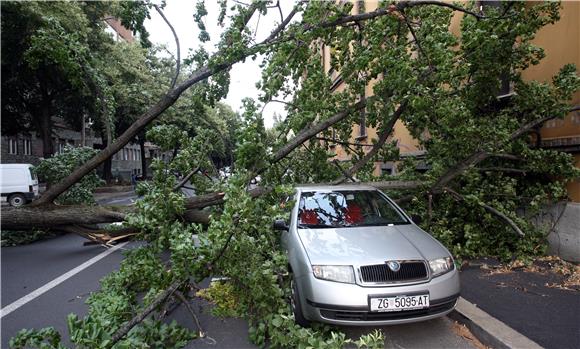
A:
290;275;310;327
8;194;26;207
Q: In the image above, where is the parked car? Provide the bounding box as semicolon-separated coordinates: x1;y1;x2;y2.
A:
274;184;460;326
0;163;39;207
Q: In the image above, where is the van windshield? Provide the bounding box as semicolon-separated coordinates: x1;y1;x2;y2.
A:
297;190;409;228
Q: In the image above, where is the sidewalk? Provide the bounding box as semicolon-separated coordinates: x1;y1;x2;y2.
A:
458;257;580;349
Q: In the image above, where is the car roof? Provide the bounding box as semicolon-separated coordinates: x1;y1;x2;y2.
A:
0;163;33;168
295;183;379;192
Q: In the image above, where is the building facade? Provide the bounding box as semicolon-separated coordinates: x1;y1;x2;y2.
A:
519;1;580;202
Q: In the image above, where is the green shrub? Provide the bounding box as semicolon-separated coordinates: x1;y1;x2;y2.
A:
35;146;104;205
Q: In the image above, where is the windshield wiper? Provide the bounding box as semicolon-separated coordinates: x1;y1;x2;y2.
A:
297;223;335;229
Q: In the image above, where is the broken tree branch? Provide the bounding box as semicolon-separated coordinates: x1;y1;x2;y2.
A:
334;100;408;184
153;4;180;89
430;108;577;193
108;281;183;348
477;167;528;174
487;153;525;161
332;159;357;182
266;99;368;172
174;291;205;338
315;136;374;147
443;187;525;237
206;215;240;272
173;167;200;192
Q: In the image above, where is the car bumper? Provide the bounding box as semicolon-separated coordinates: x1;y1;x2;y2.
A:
298;268;460;326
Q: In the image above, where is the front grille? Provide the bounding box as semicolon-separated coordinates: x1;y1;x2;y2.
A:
359;261;428;283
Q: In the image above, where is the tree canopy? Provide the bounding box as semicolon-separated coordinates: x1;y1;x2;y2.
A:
1;1;155;159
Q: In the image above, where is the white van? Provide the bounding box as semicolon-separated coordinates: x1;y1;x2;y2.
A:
0;164;39;207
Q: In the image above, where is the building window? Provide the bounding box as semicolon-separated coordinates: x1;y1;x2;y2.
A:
545;119;565;129
58;141;65;154
8;138;18;155
381;167;394;176
23;139;31;155
381;162;395;176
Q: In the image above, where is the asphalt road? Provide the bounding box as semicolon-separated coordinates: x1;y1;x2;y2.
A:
1;234;133;348
461;260;580;349
94;190;139;206
1;232;479;349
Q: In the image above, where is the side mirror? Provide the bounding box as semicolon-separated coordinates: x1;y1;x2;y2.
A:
411;215;423;225
273;219;289;231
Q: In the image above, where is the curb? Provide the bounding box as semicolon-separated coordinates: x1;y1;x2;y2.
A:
449;297;544;349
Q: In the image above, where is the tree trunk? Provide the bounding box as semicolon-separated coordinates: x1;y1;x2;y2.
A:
139;133;147;179
39;92;53;159
102;137;113;183
1;180;422;230
1;204;128;230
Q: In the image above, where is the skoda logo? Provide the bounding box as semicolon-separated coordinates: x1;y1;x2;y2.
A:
387;261;401;272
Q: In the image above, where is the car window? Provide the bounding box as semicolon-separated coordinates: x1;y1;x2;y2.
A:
29;168;38;181
297;190;408;228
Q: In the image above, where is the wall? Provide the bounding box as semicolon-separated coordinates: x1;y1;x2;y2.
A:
525;202;580;262
521;1;580;202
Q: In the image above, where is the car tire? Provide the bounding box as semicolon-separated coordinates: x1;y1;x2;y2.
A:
290;275;310;327
8;193;26;207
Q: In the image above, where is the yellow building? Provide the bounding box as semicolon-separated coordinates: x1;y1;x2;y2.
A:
521;1;580;202
324;1;579;201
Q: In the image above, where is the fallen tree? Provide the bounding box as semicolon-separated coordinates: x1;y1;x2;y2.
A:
1;180;422;230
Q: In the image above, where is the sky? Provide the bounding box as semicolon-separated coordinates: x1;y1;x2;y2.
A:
145;1;296;128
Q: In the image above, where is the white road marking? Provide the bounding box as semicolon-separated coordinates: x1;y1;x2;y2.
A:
0;242;129;318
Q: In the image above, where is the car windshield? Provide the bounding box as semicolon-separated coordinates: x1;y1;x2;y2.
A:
297;190;409;228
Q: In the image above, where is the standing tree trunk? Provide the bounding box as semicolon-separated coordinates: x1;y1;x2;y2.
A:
139;132;147;179
101;108;114;183
39;104;53;159
102;138;113;183
39;84;54;160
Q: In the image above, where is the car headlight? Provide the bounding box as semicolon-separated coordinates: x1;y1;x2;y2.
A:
429;257;454;277
312;265;355;284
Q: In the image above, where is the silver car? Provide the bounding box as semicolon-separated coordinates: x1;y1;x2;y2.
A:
275;185;460;326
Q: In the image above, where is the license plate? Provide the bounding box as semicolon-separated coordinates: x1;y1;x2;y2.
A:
370;294;429;312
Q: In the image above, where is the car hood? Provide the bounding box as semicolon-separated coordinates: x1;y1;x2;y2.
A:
297;224;450;265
